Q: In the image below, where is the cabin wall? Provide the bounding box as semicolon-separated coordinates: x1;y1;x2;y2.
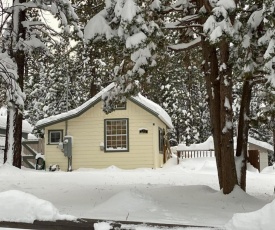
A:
45;123;67;170
44;100;167;170
259;152;268;171
248;143;269;171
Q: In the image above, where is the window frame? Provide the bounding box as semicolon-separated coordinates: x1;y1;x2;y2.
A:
104;118;129;152
48;130;63;145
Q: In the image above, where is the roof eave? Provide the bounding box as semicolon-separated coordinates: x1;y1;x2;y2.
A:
36;93;173;130
35;97;101;129
130;97;173;128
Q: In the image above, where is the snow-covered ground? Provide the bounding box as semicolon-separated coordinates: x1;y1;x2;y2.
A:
0;157;275;230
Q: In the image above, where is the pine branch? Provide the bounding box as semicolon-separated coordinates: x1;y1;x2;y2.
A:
168;37;201;52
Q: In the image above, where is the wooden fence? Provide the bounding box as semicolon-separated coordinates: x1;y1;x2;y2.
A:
22;138;44;169
177;150;214;164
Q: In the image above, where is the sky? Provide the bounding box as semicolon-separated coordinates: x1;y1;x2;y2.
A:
0;156;275;230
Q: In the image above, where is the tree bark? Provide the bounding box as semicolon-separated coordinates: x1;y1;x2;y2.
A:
236;73;252;191
4;106;22;168
219;39;238;194
273;127;275;162
4;0;26;168
202;39;223;189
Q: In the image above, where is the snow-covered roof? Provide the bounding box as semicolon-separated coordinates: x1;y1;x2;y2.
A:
28;133;38;140
132;93;173;129
248;137;273;152
177;136;274;152
0;116;33;133
177;136;214;151
35;83;173;129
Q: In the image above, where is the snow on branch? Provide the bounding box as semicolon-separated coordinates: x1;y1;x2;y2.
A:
0;52;25;109
168;37;201;51
84;0;162;113
259;2;275;86
165;15;200;29
8;0;83;38
163;0;195;13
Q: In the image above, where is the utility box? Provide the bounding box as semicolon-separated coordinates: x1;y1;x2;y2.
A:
63;136;72;157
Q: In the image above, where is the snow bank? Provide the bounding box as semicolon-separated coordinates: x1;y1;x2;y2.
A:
225;199;275;230
0;190;76;223
94;222;112;230
261;165;275;174
180;158;217;173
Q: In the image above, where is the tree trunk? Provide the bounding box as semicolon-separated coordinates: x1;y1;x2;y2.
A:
273;128;275;162
4;0;26;168
4;106;16;165
236;73;252;191
202;39;223;189
4;106;22;168
219;39;238;194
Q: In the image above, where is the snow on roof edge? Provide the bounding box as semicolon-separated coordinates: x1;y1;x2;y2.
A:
131;94;173;129
0;116;33;133
248;137;273;152
35;83;173;129
177;136;274;152
35;83;115;128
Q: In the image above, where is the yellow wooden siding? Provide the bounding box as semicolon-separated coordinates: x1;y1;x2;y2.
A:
44;99;167;170
45;123;67;170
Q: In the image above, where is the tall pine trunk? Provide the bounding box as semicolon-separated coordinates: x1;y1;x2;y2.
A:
4;106;22;167
236;73;253;191
4;0;26;168
202;38;238;194
202;39;223;189
198;0;238;194
219;39;238;194
273;128;275;162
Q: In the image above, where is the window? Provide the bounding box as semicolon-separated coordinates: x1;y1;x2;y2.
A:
48;130;63;144
105;119;129;152
159;128;164;153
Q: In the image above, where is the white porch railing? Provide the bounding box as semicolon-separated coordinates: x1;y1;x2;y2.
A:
177;150;215;164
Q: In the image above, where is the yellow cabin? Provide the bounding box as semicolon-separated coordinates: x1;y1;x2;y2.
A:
35;84;173;171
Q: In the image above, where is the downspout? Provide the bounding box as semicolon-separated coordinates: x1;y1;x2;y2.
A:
65;74;72;171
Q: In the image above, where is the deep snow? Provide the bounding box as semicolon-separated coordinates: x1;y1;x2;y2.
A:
0;157;274;229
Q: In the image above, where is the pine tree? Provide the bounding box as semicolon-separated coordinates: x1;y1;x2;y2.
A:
145;47;211;145
84;0;163;113
0;0;82;167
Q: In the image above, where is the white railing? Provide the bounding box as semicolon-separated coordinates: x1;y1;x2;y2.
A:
177;150;214;164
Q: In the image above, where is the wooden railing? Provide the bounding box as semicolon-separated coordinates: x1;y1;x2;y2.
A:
177;150;214;164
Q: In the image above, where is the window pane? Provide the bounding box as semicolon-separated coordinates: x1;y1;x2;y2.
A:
50;131;61;143
105;119;128;151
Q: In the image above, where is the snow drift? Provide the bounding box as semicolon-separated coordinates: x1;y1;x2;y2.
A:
0;190;76;223
225;199;275;230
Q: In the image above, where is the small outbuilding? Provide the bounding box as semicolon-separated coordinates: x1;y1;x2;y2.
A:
177;136;273;172
247;137;272;172
35;83;173;171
